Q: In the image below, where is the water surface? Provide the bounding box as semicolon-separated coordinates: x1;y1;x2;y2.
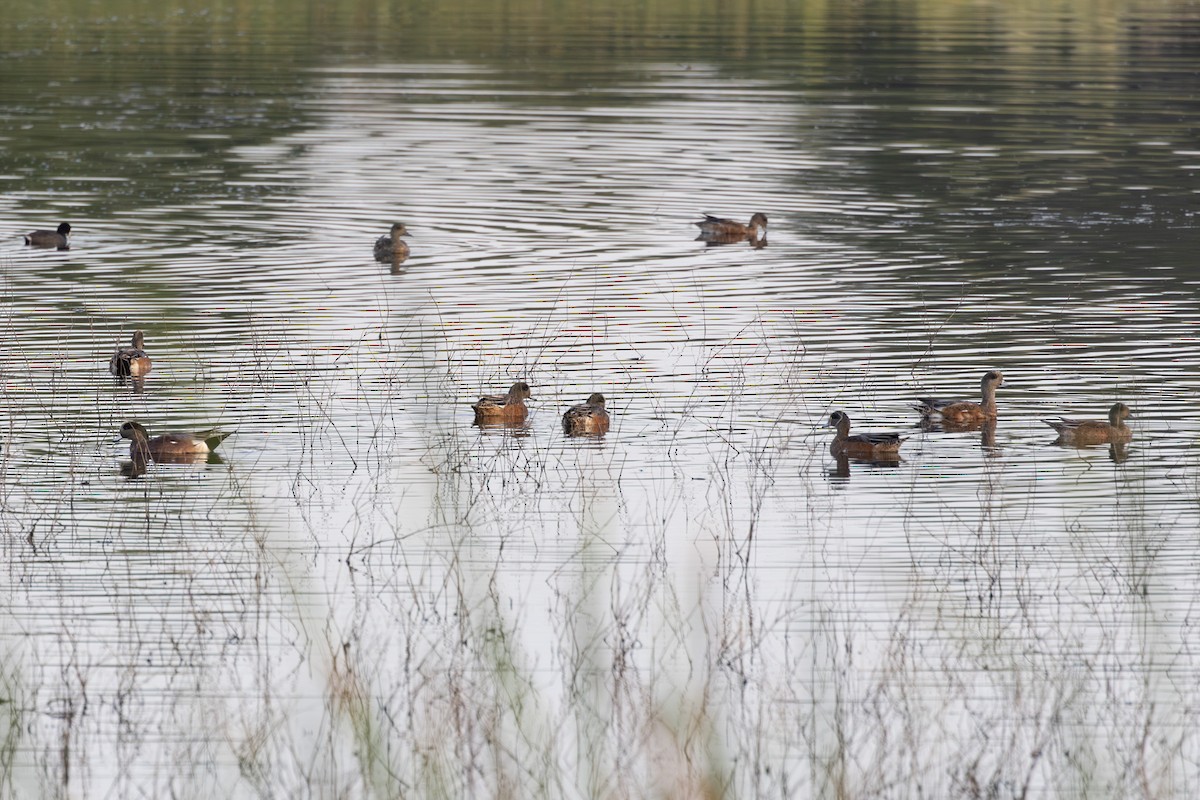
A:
3;1;1200;797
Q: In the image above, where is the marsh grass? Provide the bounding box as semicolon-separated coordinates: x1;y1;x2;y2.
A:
0;292;1194;799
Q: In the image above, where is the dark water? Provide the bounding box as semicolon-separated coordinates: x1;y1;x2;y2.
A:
3;2;1200;796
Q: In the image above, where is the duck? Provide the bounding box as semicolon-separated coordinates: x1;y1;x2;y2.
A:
23;222;71;249
120;421;231;465
374;222;410;262
825;410;907;457
915;370;1004;424
471;382;533;424
694;213;767;239
562;393;610;435
109;330;152;378
1042;402;1133;446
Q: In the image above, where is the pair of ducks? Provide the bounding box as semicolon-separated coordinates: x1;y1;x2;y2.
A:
370;213;769;262
107;331;230;466
471;382;610;435
828;370;1134;457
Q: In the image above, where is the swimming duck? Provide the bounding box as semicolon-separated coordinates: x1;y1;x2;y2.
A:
120;421;231;465
694;213;767;239
915;370;1004;424
1043;402;1133;446
826;410;907;457
109;330;152;378
374;222;410;262
471;382;533;424
562;393;610;436
24;222;71;249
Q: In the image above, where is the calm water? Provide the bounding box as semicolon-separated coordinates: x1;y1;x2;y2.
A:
3;1;1200;796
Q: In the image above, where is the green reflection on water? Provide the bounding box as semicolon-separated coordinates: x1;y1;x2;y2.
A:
2;0;1198;246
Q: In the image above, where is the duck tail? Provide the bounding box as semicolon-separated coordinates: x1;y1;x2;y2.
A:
201;431;232;450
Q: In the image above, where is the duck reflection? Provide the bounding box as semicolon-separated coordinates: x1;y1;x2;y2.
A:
120;450;223;479
918;418;999;454
114;375;147;394
829;452;904;480
474;419;532;437
389;252;409;274
697;231;768;249
120;459;147;479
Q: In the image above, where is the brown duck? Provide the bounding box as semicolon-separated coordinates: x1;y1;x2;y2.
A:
109;330;152;378
1043;402;1133;446
374;222;410;262
915;370;1004;424
121;421;231;465
694;213;767;239
471;382;533;425
562;393;610;436
826;410;907;457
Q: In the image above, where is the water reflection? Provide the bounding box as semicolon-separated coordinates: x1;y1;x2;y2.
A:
112;375;147;394
697;232;768;249
830;452;904;480
918;418;998;453
474;420;532;436
388;253;410;274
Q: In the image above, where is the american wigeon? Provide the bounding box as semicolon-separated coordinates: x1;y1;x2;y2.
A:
471;382;532;424
826;410;907;457
1043;402;1133;446
374;222;410;262
694;213;767;239
915;370;1004;424
109;330;152;378
562;393;610;436
24;222;71;249
121;421;230;465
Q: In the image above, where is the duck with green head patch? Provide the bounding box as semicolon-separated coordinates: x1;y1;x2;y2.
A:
826;410;907;457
